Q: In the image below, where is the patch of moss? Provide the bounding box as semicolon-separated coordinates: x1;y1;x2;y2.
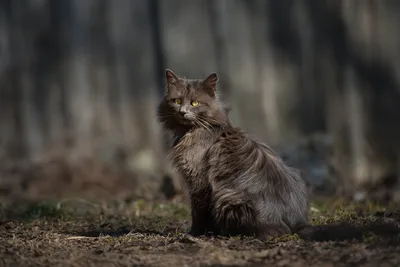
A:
101;235;119;245
309;197;395;227
151;202;190;219
311;197;396;214
269;233;300;242
362;232;380;244
2;200;70;222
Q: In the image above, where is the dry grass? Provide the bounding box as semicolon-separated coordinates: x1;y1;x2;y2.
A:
0;197;400;267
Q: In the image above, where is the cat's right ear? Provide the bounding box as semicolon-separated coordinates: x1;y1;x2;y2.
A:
202;72;218;97
165;69;179;86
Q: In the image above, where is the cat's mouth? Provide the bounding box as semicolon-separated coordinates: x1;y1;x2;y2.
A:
177;113;195;125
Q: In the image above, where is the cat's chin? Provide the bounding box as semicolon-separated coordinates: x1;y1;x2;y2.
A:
183;121;195;126
177;117;195;126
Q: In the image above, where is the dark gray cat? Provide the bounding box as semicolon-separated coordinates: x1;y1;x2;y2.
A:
157;69;310;239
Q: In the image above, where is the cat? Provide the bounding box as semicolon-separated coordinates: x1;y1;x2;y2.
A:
157;69;310;239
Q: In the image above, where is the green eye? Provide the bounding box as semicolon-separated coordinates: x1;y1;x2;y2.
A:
191;100;199;106
173;98;181;105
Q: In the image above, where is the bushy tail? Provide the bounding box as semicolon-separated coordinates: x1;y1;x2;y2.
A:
295;221;400;242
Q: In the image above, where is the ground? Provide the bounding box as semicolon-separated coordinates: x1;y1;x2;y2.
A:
1;198;399;267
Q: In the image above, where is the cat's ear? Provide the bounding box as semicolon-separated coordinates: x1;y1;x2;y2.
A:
165;69;179;86
202;72;218;97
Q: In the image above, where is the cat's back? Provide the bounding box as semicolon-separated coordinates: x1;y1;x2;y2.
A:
209;127;278;161
206;127;300;189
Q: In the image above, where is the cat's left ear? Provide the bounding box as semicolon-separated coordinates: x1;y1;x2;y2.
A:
165;69;179;86
202;72;218;97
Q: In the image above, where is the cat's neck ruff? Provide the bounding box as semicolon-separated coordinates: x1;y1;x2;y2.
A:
172;126;223;148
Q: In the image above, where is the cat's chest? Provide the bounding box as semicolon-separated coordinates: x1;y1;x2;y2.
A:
169;132;212;178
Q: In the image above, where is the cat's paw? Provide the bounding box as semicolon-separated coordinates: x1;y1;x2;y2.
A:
187;226;216;237
187;227;203;236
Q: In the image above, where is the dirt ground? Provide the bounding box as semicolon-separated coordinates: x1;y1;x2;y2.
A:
0;198;399;267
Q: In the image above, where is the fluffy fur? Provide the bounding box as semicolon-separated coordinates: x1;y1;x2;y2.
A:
157;69;310;239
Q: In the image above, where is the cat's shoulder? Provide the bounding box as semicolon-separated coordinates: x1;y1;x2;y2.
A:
219;126;245;138
215;127;251;147
216;127;278;153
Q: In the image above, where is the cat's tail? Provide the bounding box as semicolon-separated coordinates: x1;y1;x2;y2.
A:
294;223;362;241
212;188;258;236
294;221;400;242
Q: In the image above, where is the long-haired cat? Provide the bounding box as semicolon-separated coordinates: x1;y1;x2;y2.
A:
157;69;310;239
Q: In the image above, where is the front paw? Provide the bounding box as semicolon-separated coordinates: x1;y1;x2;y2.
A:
187;226;217;237
186;226;203;236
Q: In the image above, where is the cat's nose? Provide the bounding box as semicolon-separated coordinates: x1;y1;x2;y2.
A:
179;107;188;115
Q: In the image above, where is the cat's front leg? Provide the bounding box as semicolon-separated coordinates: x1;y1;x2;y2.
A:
187;191;216;236
188;207;214;236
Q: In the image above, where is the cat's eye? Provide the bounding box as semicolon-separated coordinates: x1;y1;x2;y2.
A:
191;100;199;106
173;98;181;105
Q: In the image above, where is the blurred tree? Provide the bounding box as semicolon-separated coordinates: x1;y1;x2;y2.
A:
0;0;399;201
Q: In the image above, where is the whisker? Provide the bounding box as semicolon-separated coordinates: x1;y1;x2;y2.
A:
194;118;212;133
157;113;179;120
197;116;226;132
196;116;212;127
197;118;215;130
194;119;211;133
158;115;174;119
200;118;214;131
201;121;215;134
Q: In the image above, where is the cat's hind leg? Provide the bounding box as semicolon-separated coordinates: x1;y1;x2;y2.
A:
254;201;293;239
211;188;258;237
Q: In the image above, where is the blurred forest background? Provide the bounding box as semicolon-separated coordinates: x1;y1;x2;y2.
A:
0;0;400;206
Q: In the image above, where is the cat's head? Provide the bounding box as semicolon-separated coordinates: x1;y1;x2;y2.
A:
157;69;229;133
